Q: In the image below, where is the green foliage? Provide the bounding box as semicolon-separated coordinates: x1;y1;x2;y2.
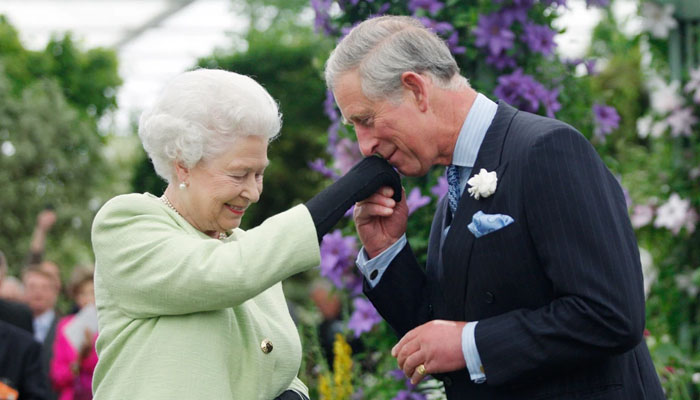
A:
0;16;121;278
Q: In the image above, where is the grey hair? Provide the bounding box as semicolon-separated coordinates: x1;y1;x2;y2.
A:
138;69;282;183
325;15;468;101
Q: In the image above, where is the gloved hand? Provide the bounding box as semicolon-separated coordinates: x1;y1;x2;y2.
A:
305;156;402;241
273;389;309;400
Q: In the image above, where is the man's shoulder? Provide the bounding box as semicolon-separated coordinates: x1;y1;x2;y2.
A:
0;299;34;333
0;319;37;348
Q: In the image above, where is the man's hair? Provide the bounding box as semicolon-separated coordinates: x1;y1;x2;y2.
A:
325;15;468;101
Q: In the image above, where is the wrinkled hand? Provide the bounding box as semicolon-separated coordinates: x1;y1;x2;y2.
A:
37;209;57;231
353;187;408;258
392;320;467;385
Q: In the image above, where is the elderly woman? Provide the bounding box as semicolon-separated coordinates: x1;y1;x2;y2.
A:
91;69;400;400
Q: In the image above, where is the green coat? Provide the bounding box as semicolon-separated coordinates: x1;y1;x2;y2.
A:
91;193;320;399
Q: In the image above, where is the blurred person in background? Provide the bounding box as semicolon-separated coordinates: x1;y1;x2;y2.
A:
90;68;400;400
0;250;33;334
22;266;60;400
50;266;97;400
0;319;49;400
0;276;26;303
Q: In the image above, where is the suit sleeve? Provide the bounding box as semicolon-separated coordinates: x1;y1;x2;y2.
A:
91;196;320;318
20;339;50;400
363;242;433;337
475;127;645;385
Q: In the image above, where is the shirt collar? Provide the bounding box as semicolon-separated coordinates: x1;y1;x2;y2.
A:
35;309;55;326
451;93;498;168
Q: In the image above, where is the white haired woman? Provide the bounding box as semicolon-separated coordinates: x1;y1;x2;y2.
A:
90;69;400;400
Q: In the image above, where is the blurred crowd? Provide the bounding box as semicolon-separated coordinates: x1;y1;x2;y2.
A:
0;209;97;400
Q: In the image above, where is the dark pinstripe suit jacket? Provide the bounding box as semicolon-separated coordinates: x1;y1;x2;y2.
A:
365;102;665;399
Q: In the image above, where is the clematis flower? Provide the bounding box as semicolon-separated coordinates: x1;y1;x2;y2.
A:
430;175;448;199
333;138;363;175
641;2;677;39
585;0;610;7
406;187;431;215
494;69;548;113
592;103;620;140
649;79;682;114
347;297;382;337
684;67;700;104
319;230;359;290
666;107;698;137
408;0;444;15
522;22;557;56
636;115;653;138
654;193;695;235
472;13;515;56
631;204;654;228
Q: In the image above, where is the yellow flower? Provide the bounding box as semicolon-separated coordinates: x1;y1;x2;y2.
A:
319;333;354;400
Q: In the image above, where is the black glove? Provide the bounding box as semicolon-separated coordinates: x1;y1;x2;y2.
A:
305;156;402;241
273;390;309;400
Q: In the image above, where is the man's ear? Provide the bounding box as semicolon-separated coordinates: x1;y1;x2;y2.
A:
400;71;429;112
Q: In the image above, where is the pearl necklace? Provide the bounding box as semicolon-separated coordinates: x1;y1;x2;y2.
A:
160;194;227;240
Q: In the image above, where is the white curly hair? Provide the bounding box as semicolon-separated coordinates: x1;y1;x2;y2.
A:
138;68;281;182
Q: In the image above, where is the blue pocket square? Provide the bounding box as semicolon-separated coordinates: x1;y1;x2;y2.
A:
468;211;514;238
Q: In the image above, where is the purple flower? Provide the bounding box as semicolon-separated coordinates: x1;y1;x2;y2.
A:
309;158;339;180
499;5;529;25
347;297;382;337
486;52;517;70
541;0;567;6
392;390;427;400
446;31;466;54
542;87;561;118
406;187;431;215
418;17;454;35
585;0;610;8
324;90;339;122
310;0;334;35
430;175;448;199
584;59;597;75
494;69;548;113
319;230;358;290
333;138;363;175
522;22;557;56
409;0;444;14
592;103;620;140
472;13;515;56
326;120;340;156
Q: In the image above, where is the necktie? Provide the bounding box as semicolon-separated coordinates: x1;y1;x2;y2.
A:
447;164;461;215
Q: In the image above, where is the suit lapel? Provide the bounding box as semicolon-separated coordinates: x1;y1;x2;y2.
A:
440;102;518;318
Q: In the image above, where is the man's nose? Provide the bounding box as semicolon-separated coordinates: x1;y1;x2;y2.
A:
355;127;377;157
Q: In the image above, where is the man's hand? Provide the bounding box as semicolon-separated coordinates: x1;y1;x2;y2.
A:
391;320;467;385
36;209;57;232
353;187;408;258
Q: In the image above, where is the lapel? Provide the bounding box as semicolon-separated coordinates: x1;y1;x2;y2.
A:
440;101;518;318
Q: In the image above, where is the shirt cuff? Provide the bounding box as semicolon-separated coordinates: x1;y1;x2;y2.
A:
462;321;486;383
355;234;407;288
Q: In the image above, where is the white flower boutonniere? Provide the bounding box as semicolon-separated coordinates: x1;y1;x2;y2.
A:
467;168;498;200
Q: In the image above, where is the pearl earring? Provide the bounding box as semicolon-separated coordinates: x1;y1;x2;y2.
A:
179;182;187;190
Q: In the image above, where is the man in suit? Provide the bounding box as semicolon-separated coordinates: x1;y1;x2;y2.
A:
0;320;49;400
22;267;59;400
0;251;34;334
325;15;664;399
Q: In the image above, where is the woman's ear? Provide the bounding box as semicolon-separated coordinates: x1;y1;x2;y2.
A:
400;71;429;112
174;161;190;185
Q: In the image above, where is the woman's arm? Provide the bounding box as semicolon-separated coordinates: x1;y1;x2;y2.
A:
92;195;320;318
